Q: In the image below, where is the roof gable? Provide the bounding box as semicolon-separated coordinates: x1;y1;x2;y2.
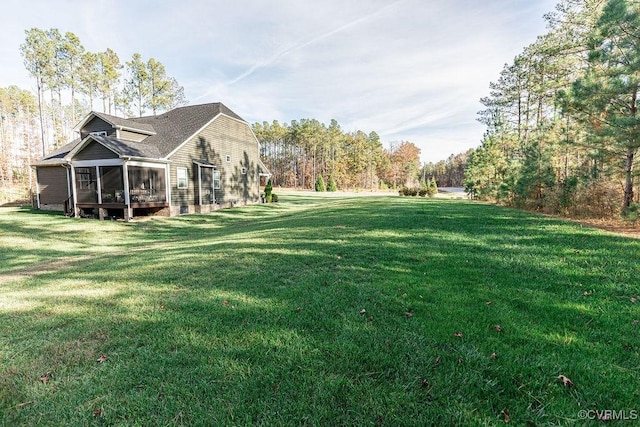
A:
74;111;156;136
37;103;250;163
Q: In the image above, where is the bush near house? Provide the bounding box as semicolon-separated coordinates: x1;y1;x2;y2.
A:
265;179;273;203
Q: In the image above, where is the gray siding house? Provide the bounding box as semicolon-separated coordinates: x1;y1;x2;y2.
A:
33;103;270;220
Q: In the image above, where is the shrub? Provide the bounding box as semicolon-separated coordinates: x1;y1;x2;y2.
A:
265;179;273;203
622;202;639;224
573;179;621;218
327;176;337;192
418;189;427;197
271;193;279;203
427;178;438;198
315;176;326;192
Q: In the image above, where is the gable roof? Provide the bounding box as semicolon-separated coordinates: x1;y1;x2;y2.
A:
74;111;156;135
67;135;163;159
36;103;248;164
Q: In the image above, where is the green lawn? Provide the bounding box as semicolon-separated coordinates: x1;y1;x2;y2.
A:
1;194;639;426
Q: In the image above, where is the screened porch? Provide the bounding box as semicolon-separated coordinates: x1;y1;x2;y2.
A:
74;163;169;219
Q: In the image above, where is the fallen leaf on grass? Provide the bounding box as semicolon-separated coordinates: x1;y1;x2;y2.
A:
434;356;441;366
367;316;374;322
405;311;413;318
93;409;102;417
631;296;637;303
97;354;108;363
39;372;51;384
420;379;430;388
501;409;510;423
486;301;493;306
494;325;502;332
583;291;592;297
633;320;638;326
222;300;229;306
359;309;367;315
491;353;497;359
454;332;463;338
558;374;573;387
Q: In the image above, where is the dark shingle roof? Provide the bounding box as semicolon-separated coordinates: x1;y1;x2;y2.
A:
91;135;162;158
130;103;245;157
32;139;81;166
36;103;247;163
92;111;156;135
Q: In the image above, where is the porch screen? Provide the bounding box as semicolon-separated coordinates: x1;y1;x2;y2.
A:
99;166;124;203
128;166;166;203
76;167;97;203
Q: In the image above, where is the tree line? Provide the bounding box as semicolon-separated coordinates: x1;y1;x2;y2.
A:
0;28;186;199
252;119;422;191
465;0;640;219
19;27;186;155
2;27;465;200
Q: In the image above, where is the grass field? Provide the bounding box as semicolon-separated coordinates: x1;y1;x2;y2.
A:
1;194;639;426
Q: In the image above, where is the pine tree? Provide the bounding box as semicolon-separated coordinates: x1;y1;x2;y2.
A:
327;176;337;191
427;177;438;198
315;175;326;192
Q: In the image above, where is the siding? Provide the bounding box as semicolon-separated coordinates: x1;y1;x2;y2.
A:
74;140;119;161
37;166;69;208
119;129;147;142
168;115;261;209
80;117;115;139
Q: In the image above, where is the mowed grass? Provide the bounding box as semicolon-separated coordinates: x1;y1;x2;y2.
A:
1;194;639;426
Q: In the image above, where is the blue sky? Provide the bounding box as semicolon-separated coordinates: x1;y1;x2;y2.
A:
1;0;558;162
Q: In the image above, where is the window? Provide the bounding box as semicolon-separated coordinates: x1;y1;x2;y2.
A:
77;167;93;189
177;167;188;189
241;167;247;175
90;131;107;137
225;155;231;163
213;170;221;189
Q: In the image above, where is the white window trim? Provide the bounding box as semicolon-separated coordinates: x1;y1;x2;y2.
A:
177;167;188;189
213;170;221;190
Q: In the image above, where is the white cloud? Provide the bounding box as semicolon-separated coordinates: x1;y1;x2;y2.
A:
0;0;557;162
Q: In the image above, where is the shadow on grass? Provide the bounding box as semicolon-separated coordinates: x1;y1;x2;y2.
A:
1;197;639;425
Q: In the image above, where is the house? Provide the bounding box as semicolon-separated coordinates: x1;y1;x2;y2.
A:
33;103;270;220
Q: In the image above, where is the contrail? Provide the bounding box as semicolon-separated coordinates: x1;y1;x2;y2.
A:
227;0;404;86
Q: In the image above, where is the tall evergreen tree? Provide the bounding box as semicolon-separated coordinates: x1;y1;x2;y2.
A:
98;48;121;114
564;0;640;211
123;53;149;117
20;28;54;155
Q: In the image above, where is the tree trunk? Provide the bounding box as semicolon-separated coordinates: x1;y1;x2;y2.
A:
36;77;46;156
623;147;635;211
